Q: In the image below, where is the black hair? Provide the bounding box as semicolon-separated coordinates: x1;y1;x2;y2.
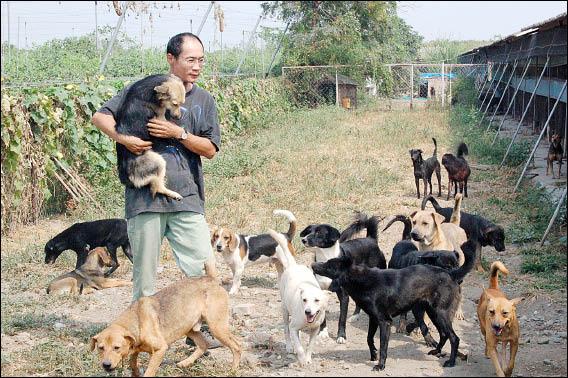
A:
166;33;204;58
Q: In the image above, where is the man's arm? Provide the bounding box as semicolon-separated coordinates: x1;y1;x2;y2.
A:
91;112;152;155
146;118;217;159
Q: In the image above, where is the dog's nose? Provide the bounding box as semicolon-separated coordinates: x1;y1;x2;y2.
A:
102;361;113;371
216;245;223;252
305;309;312;315
410;232;421;241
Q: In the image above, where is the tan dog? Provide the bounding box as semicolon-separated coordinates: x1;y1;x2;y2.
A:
410;193;467;265
90;261;240;377
477;261;522;377
410;193;468;319
47;246;132;295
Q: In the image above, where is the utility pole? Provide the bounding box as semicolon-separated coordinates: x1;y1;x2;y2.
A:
99;1;127;75
95;1;99;51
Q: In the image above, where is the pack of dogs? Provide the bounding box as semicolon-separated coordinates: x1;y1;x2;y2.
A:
41;75;527;376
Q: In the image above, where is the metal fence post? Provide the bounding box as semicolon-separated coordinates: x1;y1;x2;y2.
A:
479;63;509;125
99;1;127;75
485;60;519;132
540;188;567;246
500;56;550;167
479;63;503;111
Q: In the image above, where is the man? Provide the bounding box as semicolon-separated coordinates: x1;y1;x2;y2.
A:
92;32;221;347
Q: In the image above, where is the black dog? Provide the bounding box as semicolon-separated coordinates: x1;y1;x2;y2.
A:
421;195;505;272
441;142;471;200
300;212;386;344
44;219;133;277
115;74;186;201
312;239;476;371
409;137;441;199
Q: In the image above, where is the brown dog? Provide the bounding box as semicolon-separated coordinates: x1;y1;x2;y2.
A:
90;262;241;377
477;261;522;377
47;246;132;295
546;133;564;179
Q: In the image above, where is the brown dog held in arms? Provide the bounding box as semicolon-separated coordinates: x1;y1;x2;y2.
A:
477;261;522;377
47;246;132;295
90;261;241;377
546;133;564;179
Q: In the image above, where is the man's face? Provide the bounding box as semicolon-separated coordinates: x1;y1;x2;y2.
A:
168;37;204;85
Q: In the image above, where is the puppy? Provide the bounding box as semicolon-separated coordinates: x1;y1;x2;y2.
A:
300;212;386;343
442;142;471;200
409;137;442;199
47;246;132;295
44;218;132;277
546;133;564;179
477;261;522;377
115;74;186;201
91;262;241;377
422;195;506;272
211;209;297;295
312;239;476;371
269;229;328;366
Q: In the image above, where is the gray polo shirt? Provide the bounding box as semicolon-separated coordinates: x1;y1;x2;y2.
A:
98;83;221;219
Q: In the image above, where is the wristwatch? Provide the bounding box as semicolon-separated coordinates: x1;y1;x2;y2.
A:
178;129;188;141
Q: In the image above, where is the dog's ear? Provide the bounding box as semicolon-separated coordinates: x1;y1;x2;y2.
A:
90;335;98;351
96;248;113;266
329;227;341;243
510;297;524;307
299;225;312;237
432;212;445;227
409;211;417;219
228;232;239;251
154;83;171;100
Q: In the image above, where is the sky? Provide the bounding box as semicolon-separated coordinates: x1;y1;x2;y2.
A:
1;1;567;50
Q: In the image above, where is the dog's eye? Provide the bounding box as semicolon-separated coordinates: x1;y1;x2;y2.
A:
315;299;320;303
98;345;103;350
114;346;121;351
489;310;495;315
422;222;428;226
303;299;307;303
502;311;509;316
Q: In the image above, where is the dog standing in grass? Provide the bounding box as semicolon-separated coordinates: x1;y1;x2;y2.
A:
442;142;471;200
477;261;522;377
410;138;442;199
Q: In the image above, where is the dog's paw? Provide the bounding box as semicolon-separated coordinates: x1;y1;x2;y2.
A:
373;362;385;371
443;359;456;368
336;336;346;344
316;329;331;345
454;310;465;320
424;334;438;348
348;313;361;323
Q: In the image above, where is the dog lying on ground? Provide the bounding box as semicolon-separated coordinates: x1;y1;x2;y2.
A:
47;246;132;295
115;74;187;201
442;142;471;200
44;218;133;277
91;261;241;377
300;212;386;344
546;133;564;179
421;195;506;272
269;229;328;366
409;137;442;199
211;209;297;295
312;239;476;371
477;261;523;377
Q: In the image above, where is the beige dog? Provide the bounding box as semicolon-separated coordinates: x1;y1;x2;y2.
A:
90;262;241;377
477;261;522;377
410;193;467;265
47;246;132;295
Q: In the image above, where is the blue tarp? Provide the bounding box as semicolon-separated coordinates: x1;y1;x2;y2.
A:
419;73;457;80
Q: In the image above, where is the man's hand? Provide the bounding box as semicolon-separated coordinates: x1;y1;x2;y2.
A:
120;135;152;155
147;118;184;139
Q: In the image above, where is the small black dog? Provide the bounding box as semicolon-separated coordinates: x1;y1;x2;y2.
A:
409;138;441;199
441;142;471;200
300;212;386;344
421;195;505;272
312;239;476;371
115;74;186;201
44;219;132;277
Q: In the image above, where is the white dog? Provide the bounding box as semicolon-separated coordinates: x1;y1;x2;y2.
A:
269;229;328;366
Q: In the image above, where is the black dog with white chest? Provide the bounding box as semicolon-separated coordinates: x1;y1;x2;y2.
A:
300;212;386;344
44;218;133;277
312;239;476;371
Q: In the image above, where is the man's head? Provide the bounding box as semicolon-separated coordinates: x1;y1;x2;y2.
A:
166;33;205;86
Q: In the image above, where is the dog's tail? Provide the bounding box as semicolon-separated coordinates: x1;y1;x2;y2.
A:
273;209;297;240
420;195;443;212
268;228;296;270
382;215;411;240
432;137;438;158
457;142;469;158
339;211;380;242
449;193;462;225
488;261;508;290
449;239;477;283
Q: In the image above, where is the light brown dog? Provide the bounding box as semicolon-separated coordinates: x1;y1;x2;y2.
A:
90;262;241;377
47;246;132;295
410;193;467;265
477;261;522;377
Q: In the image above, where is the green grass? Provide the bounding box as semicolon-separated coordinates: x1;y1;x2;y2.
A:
520;243;567;290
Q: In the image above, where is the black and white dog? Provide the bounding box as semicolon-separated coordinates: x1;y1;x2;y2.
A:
300;212;386;343
44;218;133;277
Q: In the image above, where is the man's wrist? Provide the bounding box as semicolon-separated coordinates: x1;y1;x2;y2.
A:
178;127;189;140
